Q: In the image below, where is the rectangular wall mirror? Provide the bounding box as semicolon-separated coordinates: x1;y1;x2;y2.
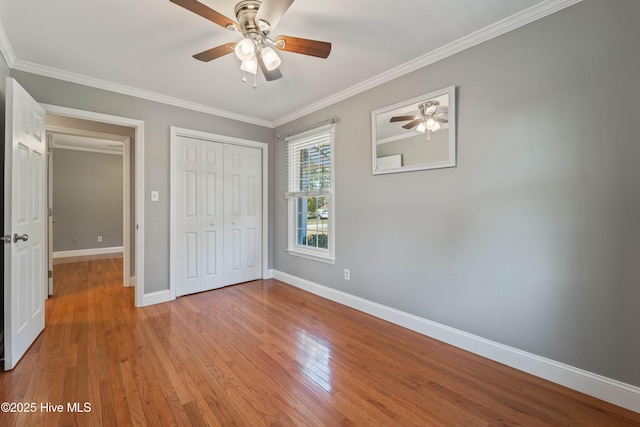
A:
372;86;456;175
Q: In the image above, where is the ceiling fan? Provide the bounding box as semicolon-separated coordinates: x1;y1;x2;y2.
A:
390;101;449;140
170;0;332;87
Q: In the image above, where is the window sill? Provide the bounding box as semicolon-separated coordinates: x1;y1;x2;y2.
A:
286;248;335;264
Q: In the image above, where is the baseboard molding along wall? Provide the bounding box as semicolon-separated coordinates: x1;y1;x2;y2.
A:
53;246;123;258
272;270;640;414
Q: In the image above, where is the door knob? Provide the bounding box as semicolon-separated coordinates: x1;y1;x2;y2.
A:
14;233;29;243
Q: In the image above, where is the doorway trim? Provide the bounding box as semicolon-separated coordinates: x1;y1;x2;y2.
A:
42;103;146;307
169;126;269;300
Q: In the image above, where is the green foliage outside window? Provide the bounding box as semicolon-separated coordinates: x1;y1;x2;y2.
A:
302;233;328;249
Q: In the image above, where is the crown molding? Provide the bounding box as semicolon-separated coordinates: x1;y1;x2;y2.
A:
272;0;583;127
11;59;273;128
0;19;17;67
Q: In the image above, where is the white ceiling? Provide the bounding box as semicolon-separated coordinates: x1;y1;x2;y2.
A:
0;0;578;127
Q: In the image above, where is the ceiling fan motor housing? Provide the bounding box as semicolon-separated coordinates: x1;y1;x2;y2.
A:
234;0;262;35
419;101;440;116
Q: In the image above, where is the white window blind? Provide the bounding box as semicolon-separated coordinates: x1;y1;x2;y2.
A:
286;123;334;198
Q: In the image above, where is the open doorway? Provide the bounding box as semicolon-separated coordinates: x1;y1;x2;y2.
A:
42;105;145;307
46;120;132;293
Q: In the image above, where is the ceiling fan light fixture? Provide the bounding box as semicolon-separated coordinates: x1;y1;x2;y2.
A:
416;122;427;133
261;46;281;71
235;37;255;61
241;58;258;74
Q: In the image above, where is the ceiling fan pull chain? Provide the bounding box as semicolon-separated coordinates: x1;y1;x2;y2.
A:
253;72;258;89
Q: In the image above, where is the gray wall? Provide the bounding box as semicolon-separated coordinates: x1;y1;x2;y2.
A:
273;0;640;387
11;70;274;293
52;148;123;252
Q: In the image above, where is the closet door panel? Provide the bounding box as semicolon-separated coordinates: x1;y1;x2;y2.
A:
175;138;202;296
200;142;224;291
224;144;262;285
242;147;262;280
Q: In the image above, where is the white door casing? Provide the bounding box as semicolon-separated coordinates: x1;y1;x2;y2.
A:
4;78;47;370
172;133;263;297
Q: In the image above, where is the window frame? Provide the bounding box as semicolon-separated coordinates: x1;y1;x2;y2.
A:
286;123;336;264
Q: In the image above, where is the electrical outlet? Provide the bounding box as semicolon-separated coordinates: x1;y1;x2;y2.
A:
344;269;351;280
97;236;103;242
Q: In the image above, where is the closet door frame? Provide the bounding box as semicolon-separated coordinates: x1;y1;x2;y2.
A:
169;126;269;300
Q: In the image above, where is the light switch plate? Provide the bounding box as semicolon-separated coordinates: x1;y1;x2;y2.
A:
151;190;159;202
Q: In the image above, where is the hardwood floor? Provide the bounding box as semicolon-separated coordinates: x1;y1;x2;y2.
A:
1;256;639;426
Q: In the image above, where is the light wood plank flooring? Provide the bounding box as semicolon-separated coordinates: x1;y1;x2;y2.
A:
1;256;639;426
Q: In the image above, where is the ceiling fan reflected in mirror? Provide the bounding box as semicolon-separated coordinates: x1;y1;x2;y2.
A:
170;0;332;87
390;101;449;141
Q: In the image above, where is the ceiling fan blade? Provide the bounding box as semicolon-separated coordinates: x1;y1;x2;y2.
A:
390;115;418;122
255;0;295;31
170;0;239;30
193;42;237;62
436;118;449;124
257;53;283;81
402;119;422;129
274;35;331;59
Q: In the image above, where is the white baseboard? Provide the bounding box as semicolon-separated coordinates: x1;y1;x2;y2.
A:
129;276;136;287
139;289;172;307
272;270;640;414
264;269;274;279
53;246;123;258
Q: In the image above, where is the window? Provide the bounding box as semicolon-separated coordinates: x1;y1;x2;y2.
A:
286;123;335;263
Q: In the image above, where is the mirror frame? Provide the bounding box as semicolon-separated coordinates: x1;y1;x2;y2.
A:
371;86;456;175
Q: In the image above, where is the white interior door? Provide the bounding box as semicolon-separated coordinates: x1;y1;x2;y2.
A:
174;136;224;296
3;77;47;370
223;144;262;285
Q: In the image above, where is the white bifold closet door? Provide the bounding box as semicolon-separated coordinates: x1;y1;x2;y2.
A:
174;136;262;297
